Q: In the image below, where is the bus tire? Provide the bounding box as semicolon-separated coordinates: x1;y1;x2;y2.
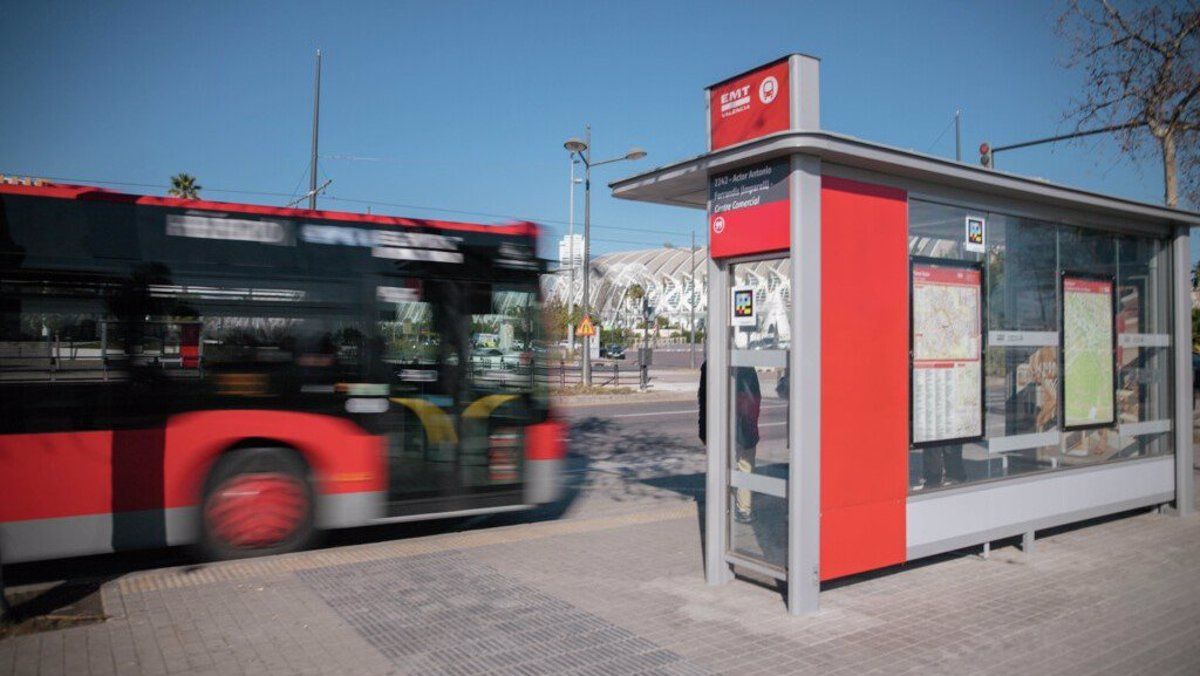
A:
199;446;316;561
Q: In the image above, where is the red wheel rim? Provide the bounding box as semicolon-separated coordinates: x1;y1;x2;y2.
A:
205;472;307;549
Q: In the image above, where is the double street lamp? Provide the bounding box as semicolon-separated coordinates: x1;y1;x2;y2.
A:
563;126;646;386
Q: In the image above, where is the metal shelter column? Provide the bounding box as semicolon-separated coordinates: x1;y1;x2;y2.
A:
1172;227;1194;515
787;153;821;614
705;255;733;585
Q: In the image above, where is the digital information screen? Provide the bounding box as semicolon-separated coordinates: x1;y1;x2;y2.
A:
911;262;983;445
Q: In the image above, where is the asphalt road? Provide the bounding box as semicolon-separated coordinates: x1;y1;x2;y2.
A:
644;347;703;369
559;395;787;453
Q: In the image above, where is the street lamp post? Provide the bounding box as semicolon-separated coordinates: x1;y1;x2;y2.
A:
567;159;580;353
564;127;646;386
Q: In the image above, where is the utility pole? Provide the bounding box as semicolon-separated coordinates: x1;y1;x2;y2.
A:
309;49;322;211
954;110;961;162
690;229;697;369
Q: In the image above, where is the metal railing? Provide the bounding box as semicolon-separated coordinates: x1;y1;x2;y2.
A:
545;360;641;388
0;336;197;383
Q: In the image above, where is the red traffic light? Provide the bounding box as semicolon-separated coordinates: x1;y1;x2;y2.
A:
979;142;991;155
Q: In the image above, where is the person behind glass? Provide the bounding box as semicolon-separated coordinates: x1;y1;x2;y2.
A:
698;362;762;522
922;444;965;489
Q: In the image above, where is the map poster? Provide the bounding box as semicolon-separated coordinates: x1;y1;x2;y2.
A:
1062;276;1115;429
911;262;983;445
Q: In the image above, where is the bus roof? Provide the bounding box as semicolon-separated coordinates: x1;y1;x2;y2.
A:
0;182;540;238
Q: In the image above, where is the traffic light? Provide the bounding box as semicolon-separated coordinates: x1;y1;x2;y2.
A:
979;143;993;168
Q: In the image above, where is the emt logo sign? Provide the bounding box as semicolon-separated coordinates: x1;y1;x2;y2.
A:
708;59;790;151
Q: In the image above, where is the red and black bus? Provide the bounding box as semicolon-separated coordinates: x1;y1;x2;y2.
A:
0;182;565;562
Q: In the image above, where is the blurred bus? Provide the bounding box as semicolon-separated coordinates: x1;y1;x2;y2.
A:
0;182;564;562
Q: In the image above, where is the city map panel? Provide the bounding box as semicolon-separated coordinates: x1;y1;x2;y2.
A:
911;263;983;445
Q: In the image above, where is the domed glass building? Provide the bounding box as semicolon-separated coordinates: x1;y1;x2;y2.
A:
544;246;791;341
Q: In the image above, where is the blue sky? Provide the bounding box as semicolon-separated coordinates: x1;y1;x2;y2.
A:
0;1;1185;259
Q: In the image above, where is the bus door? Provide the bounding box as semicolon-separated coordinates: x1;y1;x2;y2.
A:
373;277;535;517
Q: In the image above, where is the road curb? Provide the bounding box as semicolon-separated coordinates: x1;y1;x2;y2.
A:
553;392;697;408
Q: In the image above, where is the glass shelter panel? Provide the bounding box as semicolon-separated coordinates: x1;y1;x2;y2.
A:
908;200;1173;494
726;259;790;571
1115;236;1173;459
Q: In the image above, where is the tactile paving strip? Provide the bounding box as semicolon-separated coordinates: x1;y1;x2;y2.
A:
298;552;709;675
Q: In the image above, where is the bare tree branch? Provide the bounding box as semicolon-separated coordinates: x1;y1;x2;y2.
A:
1100;0;1168;57
1060;0;1200;207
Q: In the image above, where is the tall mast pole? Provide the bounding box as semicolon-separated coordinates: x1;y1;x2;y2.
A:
309;49;322;210
690;229;696;369
954;109;961;162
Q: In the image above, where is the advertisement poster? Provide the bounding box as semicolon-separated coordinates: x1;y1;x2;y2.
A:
708;59;790;151
708;158;790;258
1062;276;1115;428
911;263;983;445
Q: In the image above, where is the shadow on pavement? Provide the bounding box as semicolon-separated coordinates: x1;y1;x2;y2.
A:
1;578;111;637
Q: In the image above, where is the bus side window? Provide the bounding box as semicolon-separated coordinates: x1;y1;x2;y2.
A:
467;283;537;394
0;277;111;383
376;281;443;393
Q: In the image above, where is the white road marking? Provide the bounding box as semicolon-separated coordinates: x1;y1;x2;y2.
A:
608;409;695;419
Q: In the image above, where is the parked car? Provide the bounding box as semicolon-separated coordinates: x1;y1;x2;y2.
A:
603;344;626;360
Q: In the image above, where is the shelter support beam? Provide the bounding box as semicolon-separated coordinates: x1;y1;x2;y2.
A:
1172;228;1194;515
787;154;822;615
705;256;733;585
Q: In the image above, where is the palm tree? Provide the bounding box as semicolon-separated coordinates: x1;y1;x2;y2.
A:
626;284;645;331
168;173;202;200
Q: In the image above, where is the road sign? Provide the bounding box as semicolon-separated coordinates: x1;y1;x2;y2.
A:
575;316;596;337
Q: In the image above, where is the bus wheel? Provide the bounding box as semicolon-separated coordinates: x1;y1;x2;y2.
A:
200;447;315;560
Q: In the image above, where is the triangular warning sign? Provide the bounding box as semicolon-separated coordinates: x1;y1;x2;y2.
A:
575;316;596;337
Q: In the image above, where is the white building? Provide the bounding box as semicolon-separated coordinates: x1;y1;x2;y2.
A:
544;246;736;336
557;234;585;272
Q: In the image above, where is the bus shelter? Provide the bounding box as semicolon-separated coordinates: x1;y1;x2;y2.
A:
609;53;1199;615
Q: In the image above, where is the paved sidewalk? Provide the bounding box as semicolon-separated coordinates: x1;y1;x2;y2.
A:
4;476;1200;675
644;368;700;394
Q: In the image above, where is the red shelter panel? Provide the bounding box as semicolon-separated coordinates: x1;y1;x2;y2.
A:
819;176;909;580
709;59;791;151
